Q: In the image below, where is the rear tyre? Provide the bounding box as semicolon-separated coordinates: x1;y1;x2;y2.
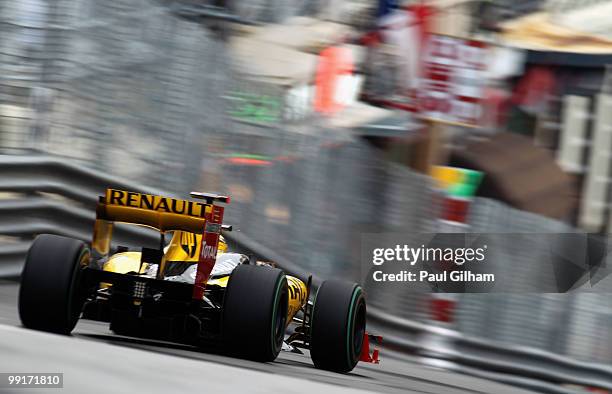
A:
19;234;89;334
223;264;288;361
310;279;366;373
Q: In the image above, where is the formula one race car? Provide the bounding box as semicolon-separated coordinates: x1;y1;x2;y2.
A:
18;189;380;372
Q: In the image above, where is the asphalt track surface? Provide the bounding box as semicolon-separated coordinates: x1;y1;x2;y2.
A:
0;281;537;394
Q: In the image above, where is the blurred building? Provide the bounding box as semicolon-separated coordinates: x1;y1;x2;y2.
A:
494;0;612;232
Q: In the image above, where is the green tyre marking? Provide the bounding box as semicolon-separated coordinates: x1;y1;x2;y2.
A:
346;286;362;367
270;274;285;351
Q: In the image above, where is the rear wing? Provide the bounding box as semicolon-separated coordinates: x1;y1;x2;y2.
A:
93;188;230;300
97;189;219;233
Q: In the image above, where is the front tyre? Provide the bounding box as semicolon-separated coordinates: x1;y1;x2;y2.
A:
310;280;366;373
222;264;288;361
19;234;89;334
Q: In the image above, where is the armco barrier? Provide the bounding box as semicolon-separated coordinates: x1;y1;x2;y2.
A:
368;308;612;393
0;154;175;277
0;154;166;205
0;154;610;394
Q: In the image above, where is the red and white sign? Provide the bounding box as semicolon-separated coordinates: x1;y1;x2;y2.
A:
192;204;224;300
416;35;489;126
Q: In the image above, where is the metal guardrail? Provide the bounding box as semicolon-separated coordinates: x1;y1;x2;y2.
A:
0;154;610;394
368;308;612;393
0;154;181;276
0;154;165;204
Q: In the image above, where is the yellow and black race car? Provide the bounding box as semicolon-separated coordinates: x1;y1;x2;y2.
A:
18;189;379;372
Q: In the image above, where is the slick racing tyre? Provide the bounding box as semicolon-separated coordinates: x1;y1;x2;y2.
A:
223;264;288;361
19;234;89;334
310;279;366;373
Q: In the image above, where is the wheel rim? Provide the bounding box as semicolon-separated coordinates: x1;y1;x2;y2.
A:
353;300;366;356
68;249;90;327
271;278;288;351
346;288;366;366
